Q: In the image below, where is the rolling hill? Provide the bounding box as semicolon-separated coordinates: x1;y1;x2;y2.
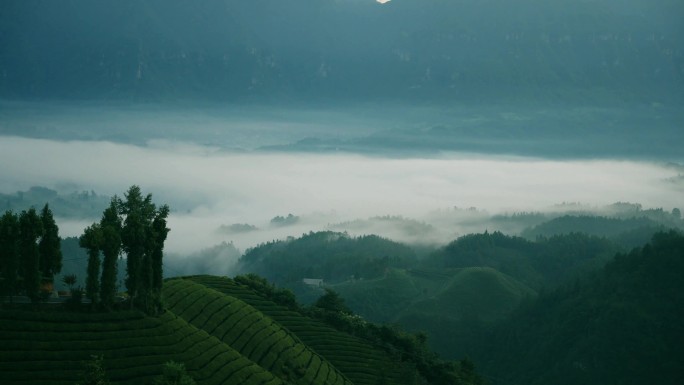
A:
333;266;536;359
0;273;478;385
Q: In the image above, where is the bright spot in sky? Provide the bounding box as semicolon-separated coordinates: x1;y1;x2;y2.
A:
377;0;391;4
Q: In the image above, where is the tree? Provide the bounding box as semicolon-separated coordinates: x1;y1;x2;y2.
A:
118;186;169;314
19;208;43;302
0;211;20;303
99;199;122;309
62;274;77;292
119;186;153;308
80;223;103;305
150;204;170;302
39;203;62;281
78;355;110;385
154;361;196;385
315;288;352;314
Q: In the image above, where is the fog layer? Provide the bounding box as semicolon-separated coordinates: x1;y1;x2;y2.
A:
1;136;681;254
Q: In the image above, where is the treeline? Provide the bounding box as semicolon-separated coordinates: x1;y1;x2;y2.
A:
0;204;62;303
238;231;416;285
425;231;621;290
79;185;169;314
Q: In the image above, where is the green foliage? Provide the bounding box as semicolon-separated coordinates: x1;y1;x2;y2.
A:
100;199;122;309
39;204;63;280
426;231;620;290
476;231;684;385
72;186;169;314
153;361;196;385
314;288;352;314
0;308;287;385
81;223;103;304
522;214;675;249
119;186;169;314
78;355;110;385
162;278;348;385
62;274;78;290
182;275;416;385
0;211;20;302
19;208;43;302
239;231;416;286
233;274;299;310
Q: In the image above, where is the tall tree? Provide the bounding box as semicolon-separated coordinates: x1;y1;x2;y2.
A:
0;211;20;303
150;205;170;294
99;198;122;309
19;208;43;302
38;203;62;282
118;185;168;313
80;223;103;305
119;186;152;306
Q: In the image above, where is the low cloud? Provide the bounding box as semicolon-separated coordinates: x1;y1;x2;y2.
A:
0;136;681;254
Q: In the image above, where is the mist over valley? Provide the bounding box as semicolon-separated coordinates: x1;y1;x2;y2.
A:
1;1;683;384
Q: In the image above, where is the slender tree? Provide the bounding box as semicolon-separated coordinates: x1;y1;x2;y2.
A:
38;203;62;282
150;204;170;311
99;198;122;309
119;186;152;307
19;208;43;302
0;211;20;303
118;186;169;313
80;223;103;305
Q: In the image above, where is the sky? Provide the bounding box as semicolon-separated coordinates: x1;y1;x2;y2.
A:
0;134;681;255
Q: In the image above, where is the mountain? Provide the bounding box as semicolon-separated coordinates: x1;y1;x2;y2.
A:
475;231;684;385
1;0;681;103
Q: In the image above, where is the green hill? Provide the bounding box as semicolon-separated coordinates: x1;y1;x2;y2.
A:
183;275;418;385
332;266;535;359
475;231;684;385
162;278;351;385
1;272;475;385
237;231;416;289
0;309;284;385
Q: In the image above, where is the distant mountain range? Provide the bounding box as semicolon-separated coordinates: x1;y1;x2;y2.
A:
1;0;682;103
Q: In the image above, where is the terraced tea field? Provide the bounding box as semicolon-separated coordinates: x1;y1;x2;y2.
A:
163;279;352;385
0;308;284;385
180;275;417;385
1;275;422;385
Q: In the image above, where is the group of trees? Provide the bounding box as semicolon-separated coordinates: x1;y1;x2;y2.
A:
80;186;169;314
0;204;62;303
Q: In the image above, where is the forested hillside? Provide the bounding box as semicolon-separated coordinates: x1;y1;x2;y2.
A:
474;231;684;385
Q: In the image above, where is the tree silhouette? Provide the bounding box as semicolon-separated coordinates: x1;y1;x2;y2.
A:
0;211;20;303
19;208;43;302
80;223;103;305
38;204;62;282
99;199;122;309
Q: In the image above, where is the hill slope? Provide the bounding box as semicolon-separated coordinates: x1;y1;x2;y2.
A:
475;231;684;385
1;272;472;385
182;275;418;385
0;309;285;385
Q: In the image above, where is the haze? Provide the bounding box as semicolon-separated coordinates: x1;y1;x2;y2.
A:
1;0;682;257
